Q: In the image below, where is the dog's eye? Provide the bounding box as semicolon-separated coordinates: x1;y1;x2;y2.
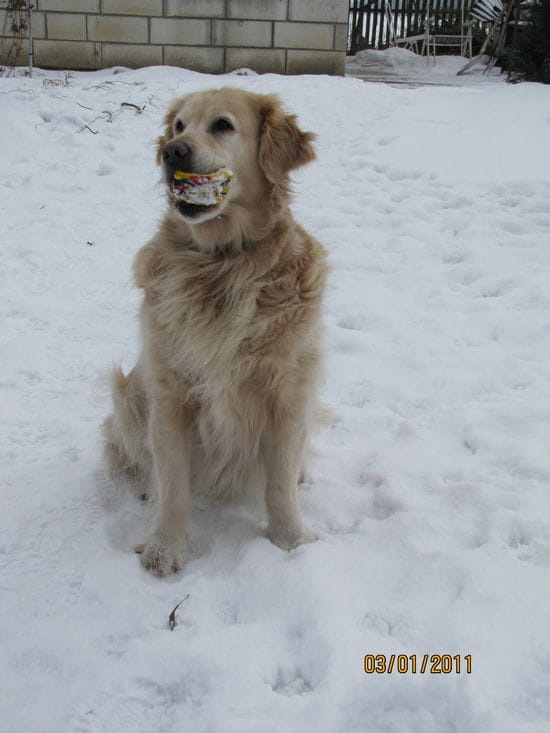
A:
174;119;185;134
212;118;234;134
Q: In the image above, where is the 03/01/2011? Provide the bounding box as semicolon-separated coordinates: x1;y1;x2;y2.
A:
364;654;472;674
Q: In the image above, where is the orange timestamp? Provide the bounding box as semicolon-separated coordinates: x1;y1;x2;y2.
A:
364;654;472;675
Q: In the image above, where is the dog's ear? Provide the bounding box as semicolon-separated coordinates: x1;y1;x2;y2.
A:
155;96;187;166
258;96;316;183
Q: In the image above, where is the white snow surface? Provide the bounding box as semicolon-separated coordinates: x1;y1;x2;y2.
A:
1;66;550;732
346;48;504;86
352;47;471;77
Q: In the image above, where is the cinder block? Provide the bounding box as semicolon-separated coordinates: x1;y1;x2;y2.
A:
33;39;100;69
164;45;223;74
0;36;29;67
227;0;288;20
38;12;49;39
334;23;348;51
289;0;348;23
38;0;100;11
165;0;225;17
31;11;47;38
102;43;162;68
0;9;45;39
102;0;163;15
151;18;210;46
212;20;272;48
87;15;148;44
46;13;86;41
226;47;285;74
274;22;333;50
286;48;345;75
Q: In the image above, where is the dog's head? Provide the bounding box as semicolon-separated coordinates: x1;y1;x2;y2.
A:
156;88;316;235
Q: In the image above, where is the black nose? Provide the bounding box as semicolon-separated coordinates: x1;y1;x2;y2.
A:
162;140;192;169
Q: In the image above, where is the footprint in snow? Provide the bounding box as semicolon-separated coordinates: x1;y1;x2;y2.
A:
96;162;113;176
271;665;313;696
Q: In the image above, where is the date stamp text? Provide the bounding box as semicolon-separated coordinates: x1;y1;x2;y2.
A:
364;654;472;674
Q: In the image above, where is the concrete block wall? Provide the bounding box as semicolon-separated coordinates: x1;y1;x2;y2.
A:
0;0;348;75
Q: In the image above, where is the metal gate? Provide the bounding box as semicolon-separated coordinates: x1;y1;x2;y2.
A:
349;0;473;54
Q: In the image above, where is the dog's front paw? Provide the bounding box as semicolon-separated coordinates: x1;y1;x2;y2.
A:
267;524;317;552
135;539;185;577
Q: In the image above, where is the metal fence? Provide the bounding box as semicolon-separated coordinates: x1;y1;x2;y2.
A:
349;0;473;54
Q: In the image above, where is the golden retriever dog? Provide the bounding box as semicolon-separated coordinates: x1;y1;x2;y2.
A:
103;88;327;576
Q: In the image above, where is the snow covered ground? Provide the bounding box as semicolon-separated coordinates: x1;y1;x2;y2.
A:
346;47;504;86
1;64;549;732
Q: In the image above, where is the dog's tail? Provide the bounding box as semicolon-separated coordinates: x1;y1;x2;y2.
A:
102;366;150;485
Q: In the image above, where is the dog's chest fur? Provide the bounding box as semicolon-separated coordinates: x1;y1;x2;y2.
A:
136;235;316;403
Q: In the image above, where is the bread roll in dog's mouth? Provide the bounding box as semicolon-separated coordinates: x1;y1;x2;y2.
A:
170;168;233;219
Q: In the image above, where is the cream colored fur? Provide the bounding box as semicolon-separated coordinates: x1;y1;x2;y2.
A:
103;88;327;576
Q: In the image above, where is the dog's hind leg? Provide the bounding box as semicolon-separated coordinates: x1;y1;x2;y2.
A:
102;365;151;497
